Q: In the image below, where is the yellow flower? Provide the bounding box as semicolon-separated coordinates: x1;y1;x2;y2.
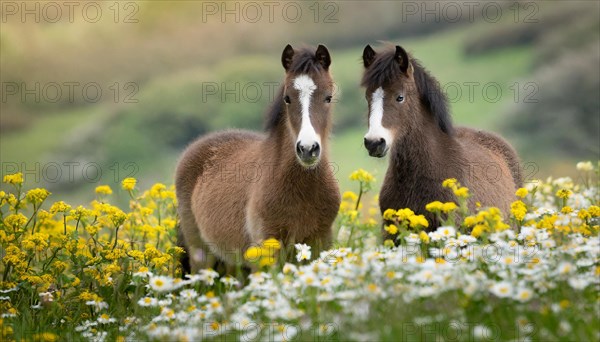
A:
347;210;358;221
122;177;137;191
3;172;23;185
453;187;469;198
349;169;375;184
49;201;71;214
408;215;429;229
262;238;281;250
577;209;590;221
3;213;27;231
425;201;443;212
511;200;527;222
442;178;457;189
85;225;100;235
382;209;396;220
515;188;528;198
78;291;101;302
384;224;398;235
33;333;59;342
396;208;415;221
70;205;93;220
463;216;477;227
556;189;572;199
471;224;484;237
149;183;166;198
383;239;395;248
588;205;600;217
342;191;358;202
71;277;81;287
258;256;276;267
244;246;263;261
95;185;113;195
441;202;457;213
104;205;127;226
25;188;50;205
419;231;430;244
561;206;573;214
22;233;49;252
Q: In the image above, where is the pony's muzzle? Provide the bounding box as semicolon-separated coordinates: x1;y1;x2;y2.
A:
364;137;388;157
296;141;321;166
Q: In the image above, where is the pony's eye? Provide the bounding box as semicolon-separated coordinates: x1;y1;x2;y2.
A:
396;95;405;103
284;95;291;104
325;95;332;103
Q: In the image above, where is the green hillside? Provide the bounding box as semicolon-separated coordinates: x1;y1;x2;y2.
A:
0;24;535;202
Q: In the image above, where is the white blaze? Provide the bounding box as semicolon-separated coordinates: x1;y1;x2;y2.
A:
364;87;393;144
293;75;321;149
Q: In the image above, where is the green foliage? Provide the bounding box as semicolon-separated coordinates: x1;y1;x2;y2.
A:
503;43;600;158
463;2;596;57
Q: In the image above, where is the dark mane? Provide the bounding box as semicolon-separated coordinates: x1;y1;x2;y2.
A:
288;47;329;74
361;48;454;135
265;47;327;132
264;86;284;131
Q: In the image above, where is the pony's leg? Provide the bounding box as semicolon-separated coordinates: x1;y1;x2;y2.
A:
178;209;219;273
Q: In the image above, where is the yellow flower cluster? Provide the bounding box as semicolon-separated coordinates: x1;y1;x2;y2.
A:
122;177;137;191
49;201;71;214
556;189;572;199
515;188;528;198
25;188;50;205
2;173;23;185
349;169;375;184
384;224;398;235
95;185;113;195
464;207;509;237
442;178;469;198
0;173;181;321
244;238;281;267
425;201;458;213
382;208;428;229
510;200;527;222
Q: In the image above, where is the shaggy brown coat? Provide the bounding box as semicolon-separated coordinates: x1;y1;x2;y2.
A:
176;45;340;272
361;45;521;237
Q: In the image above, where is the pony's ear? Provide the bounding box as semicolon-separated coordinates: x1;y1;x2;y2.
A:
315;44;331;70
282;44;294;71
363;45;376;68
394;45;409;73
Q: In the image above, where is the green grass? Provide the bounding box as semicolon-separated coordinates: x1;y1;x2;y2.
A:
0;107;104;166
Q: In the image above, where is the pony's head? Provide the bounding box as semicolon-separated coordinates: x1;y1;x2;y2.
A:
275;44;334;168
361;44;452;157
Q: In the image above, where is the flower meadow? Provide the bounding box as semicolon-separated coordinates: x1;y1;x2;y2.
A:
0;163;599;341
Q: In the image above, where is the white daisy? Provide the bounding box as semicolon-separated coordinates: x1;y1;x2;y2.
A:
148;275;174;292
490;281;513;298
295;243;312;262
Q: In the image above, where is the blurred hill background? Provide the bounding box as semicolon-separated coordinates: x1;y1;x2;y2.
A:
1;0;598;205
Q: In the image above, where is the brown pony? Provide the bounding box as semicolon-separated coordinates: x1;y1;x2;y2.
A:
361;44;521;236
176;45;340;273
